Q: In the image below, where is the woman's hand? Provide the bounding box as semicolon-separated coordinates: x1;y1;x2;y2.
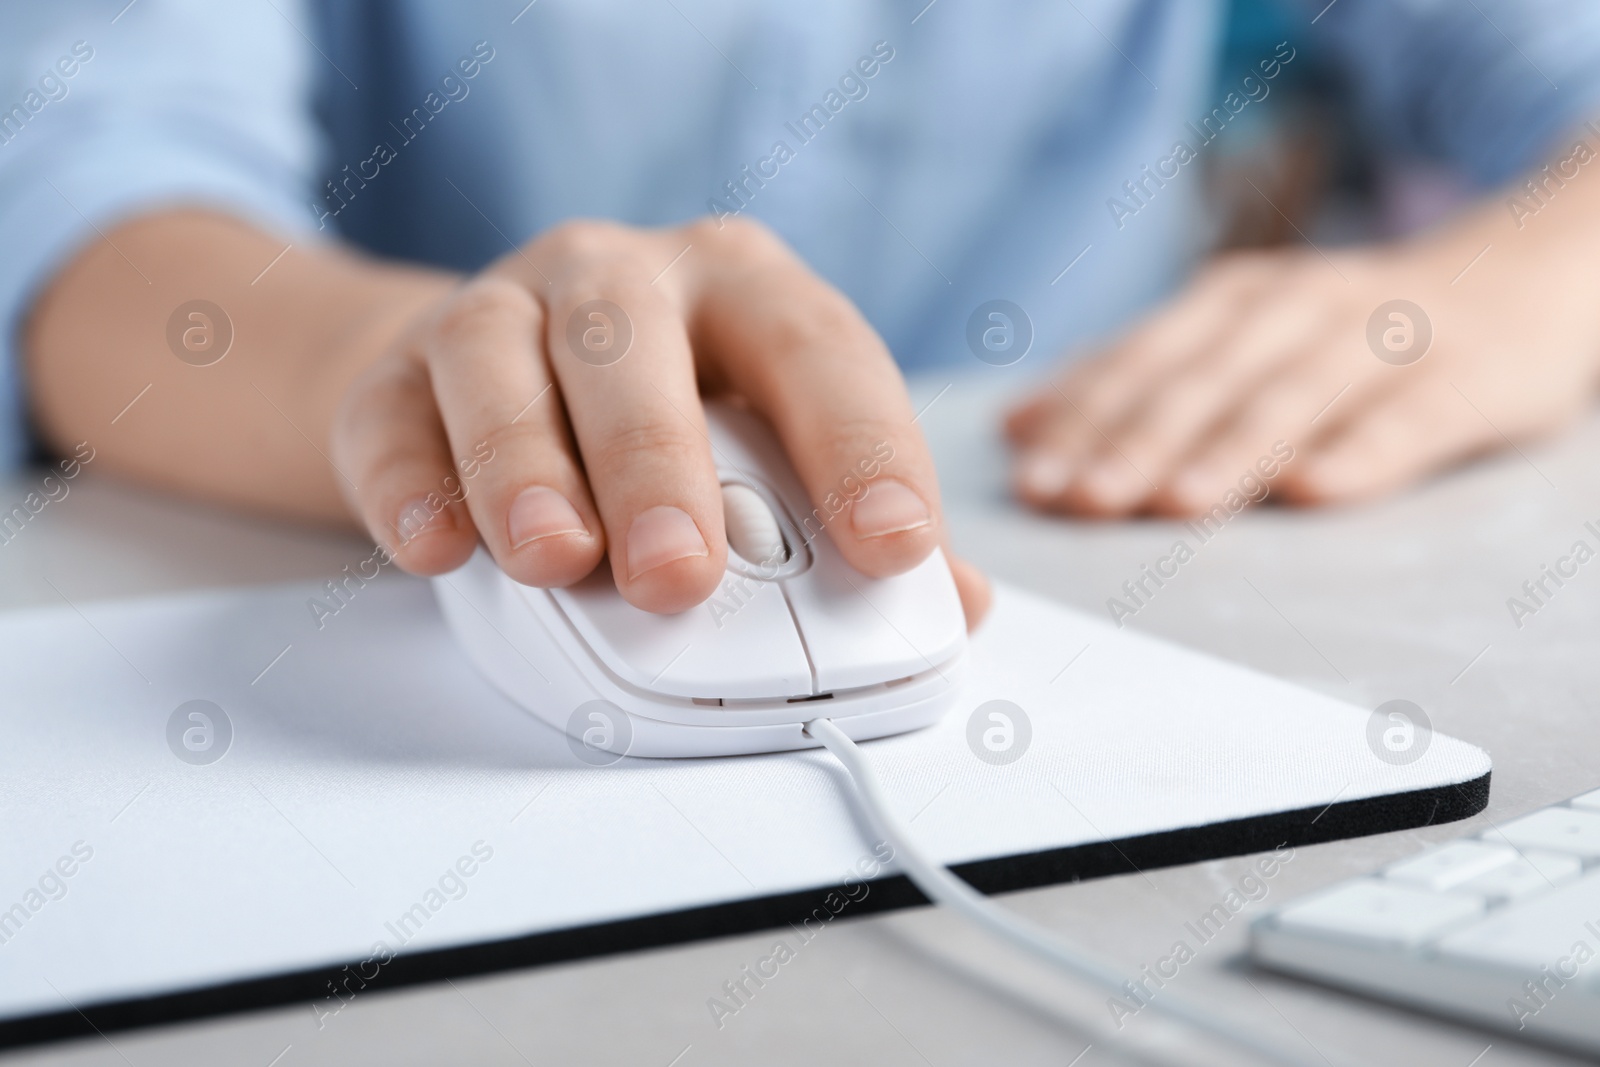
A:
1006;160;1600;517
331;217;990;624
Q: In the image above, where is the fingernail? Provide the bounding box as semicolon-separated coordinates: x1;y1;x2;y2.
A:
627;505;708;579
852;479;931;539
508;486;588;548
395;495;453;543
1016;451;1071;498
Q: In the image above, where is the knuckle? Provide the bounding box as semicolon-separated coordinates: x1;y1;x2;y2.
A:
467;419;564;470
337;360;424;436
430;278;538;354
1275;268;1333;312
585;418;706;473
765;296;865;360
536;218;633;263
691;213;781;257
1134;387;1205;436
1207;249;1276;284
812;417;911;482
1262;379;1325;419
1074;371;1127;415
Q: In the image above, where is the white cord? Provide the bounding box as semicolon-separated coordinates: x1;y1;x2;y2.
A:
805;716;1326;1067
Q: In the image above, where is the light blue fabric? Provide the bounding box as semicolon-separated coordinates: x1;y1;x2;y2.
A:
2;0;1598;471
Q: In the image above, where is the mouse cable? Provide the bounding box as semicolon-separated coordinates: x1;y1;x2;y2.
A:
805;716;1325;1067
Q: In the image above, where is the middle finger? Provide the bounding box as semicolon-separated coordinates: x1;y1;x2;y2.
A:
536;222;727;614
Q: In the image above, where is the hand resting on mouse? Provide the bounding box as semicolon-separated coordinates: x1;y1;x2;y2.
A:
26;211;991;628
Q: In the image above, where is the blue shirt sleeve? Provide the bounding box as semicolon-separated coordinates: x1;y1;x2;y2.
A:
0;0;323;469
1312;0;1600;187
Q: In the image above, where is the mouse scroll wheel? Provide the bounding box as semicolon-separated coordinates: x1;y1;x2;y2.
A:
721;483;789;568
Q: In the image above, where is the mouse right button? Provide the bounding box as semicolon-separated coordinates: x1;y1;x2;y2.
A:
783;545;966;692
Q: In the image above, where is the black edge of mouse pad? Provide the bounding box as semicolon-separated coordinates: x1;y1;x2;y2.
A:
0;772;1488;1049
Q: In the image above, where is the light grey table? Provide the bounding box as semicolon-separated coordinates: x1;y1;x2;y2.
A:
3;371;1597;1067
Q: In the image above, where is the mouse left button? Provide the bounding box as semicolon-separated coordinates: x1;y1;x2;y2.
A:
550;564;814;700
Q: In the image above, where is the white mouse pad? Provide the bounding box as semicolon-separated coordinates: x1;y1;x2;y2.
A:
0;578;1489;1045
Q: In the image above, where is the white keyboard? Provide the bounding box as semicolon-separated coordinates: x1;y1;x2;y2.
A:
1251;788;1600;1056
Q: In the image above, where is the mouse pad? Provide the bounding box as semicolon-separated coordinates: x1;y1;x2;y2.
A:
0;577;1489;1047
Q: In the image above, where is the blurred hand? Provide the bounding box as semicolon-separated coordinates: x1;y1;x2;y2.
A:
1005;190;1600;517
332;217;990;625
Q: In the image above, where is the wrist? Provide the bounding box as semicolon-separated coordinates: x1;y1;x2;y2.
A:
1414;121;1600;272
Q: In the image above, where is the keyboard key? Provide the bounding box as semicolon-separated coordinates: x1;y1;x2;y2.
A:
1571;788;1600;813
1435;870;1600;972
1488;808;1600;859
1273;879;1485;947
1451;850;1582;901
1383;840;1517;892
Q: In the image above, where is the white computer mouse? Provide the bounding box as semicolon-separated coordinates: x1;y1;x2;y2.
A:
434;401;968;759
